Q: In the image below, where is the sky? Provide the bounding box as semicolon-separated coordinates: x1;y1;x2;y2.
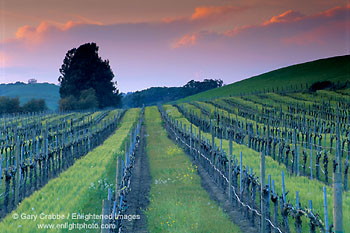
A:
0;0;349;93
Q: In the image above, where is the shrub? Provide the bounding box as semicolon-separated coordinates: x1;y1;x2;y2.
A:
309;81;334;92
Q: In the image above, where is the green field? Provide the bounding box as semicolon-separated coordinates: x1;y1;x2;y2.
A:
178;55;350;102
144;106;242;233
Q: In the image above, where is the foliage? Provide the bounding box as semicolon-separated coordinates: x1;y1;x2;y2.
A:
21;98;47;112
58;95;78;111
58;42;122;109
77;88;99;109
0;96;47;113
309;81;334;92
183;79;223;90
59;88;99;111
123;79;223;108
0;96;20;113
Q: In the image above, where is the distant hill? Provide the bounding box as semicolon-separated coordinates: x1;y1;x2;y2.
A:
123;79;223;108
178;55;350;102
0;83;60;110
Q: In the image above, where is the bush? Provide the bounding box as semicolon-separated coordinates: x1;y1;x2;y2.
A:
0;96;20;114
59;95;78;111
77;88;98;110
59;88;99;111
309;81;334;92
22;99;47;112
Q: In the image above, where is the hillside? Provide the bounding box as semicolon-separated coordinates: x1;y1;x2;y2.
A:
178;55;350;102
0;83;60;110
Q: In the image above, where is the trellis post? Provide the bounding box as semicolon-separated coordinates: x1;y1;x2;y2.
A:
260;150;266;233
323;186;329;233
229;137;232;200
14;135;20;206
333;171;343;233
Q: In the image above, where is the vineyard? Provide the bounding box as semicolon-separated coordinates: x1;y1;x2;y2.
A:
0;87;349;232
167;88;350;232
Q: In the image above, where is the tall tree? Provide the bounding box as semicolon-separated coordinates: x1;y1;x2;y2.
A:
58;42;121;109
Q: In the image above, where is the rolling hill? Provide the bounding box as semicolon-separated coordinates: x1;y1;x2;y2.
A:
0;83;60;110
178;55;350;102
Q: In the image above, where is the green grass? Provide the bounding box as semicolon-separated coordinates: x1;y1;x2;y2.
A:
144;106;242;233
163;104;350;233
178;55;350;102
0;108;140;233
0;83;60;110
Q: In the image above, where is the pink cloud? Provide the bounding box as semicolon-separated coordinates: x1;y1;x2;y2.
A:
162;5;247;25
191;5;244;21
264;10;304;25
6;18;104;47
172;34;197;48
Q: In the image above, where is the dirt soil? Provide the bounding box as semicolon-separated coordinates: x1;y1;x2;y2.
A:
122;125;151;233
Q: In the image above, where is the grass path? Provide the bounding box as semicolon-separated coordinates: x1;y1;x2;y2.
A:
144;106;242;233
0;108;140;233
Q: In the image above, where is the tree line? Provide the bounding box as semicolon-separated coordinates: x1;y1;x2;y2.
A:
123;79;223;108
0;97;47;114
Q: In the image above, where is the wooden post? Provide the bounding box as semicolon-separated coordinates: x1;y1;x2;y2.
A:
323;186;329;233
101;199;111;233
260;150;266;233
15;136;20;205
0;153;3;188
333;172;343;233
190;124;193;155
211;120;215;148
282;170;286;204
125;141;128;168
268;174;271;207
229;138;233;200
310;137;313;180
115;156;121;200
296;191;299;209
198;129;201;161
297;144;299;176
240;152;243;194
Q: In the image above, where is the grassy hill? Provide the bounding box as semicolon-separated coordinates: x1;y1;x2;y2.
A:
178;55;350;102
0;83;60;110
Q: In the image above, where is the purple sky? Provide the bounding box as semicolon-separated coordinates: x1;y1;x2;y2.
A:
0;0;349;92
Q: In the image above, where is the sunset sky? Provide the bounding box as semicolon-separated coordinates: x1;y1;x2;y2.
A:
0;0;349;92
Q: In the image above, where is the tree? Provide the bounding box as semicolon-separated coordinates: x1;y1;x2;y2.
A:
58;42;121;109
183;79;223;91
309;81;334;92
122;78;223;107
22;99;47;112
59;95;78;111
77;88;99;110
0;97;20;114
